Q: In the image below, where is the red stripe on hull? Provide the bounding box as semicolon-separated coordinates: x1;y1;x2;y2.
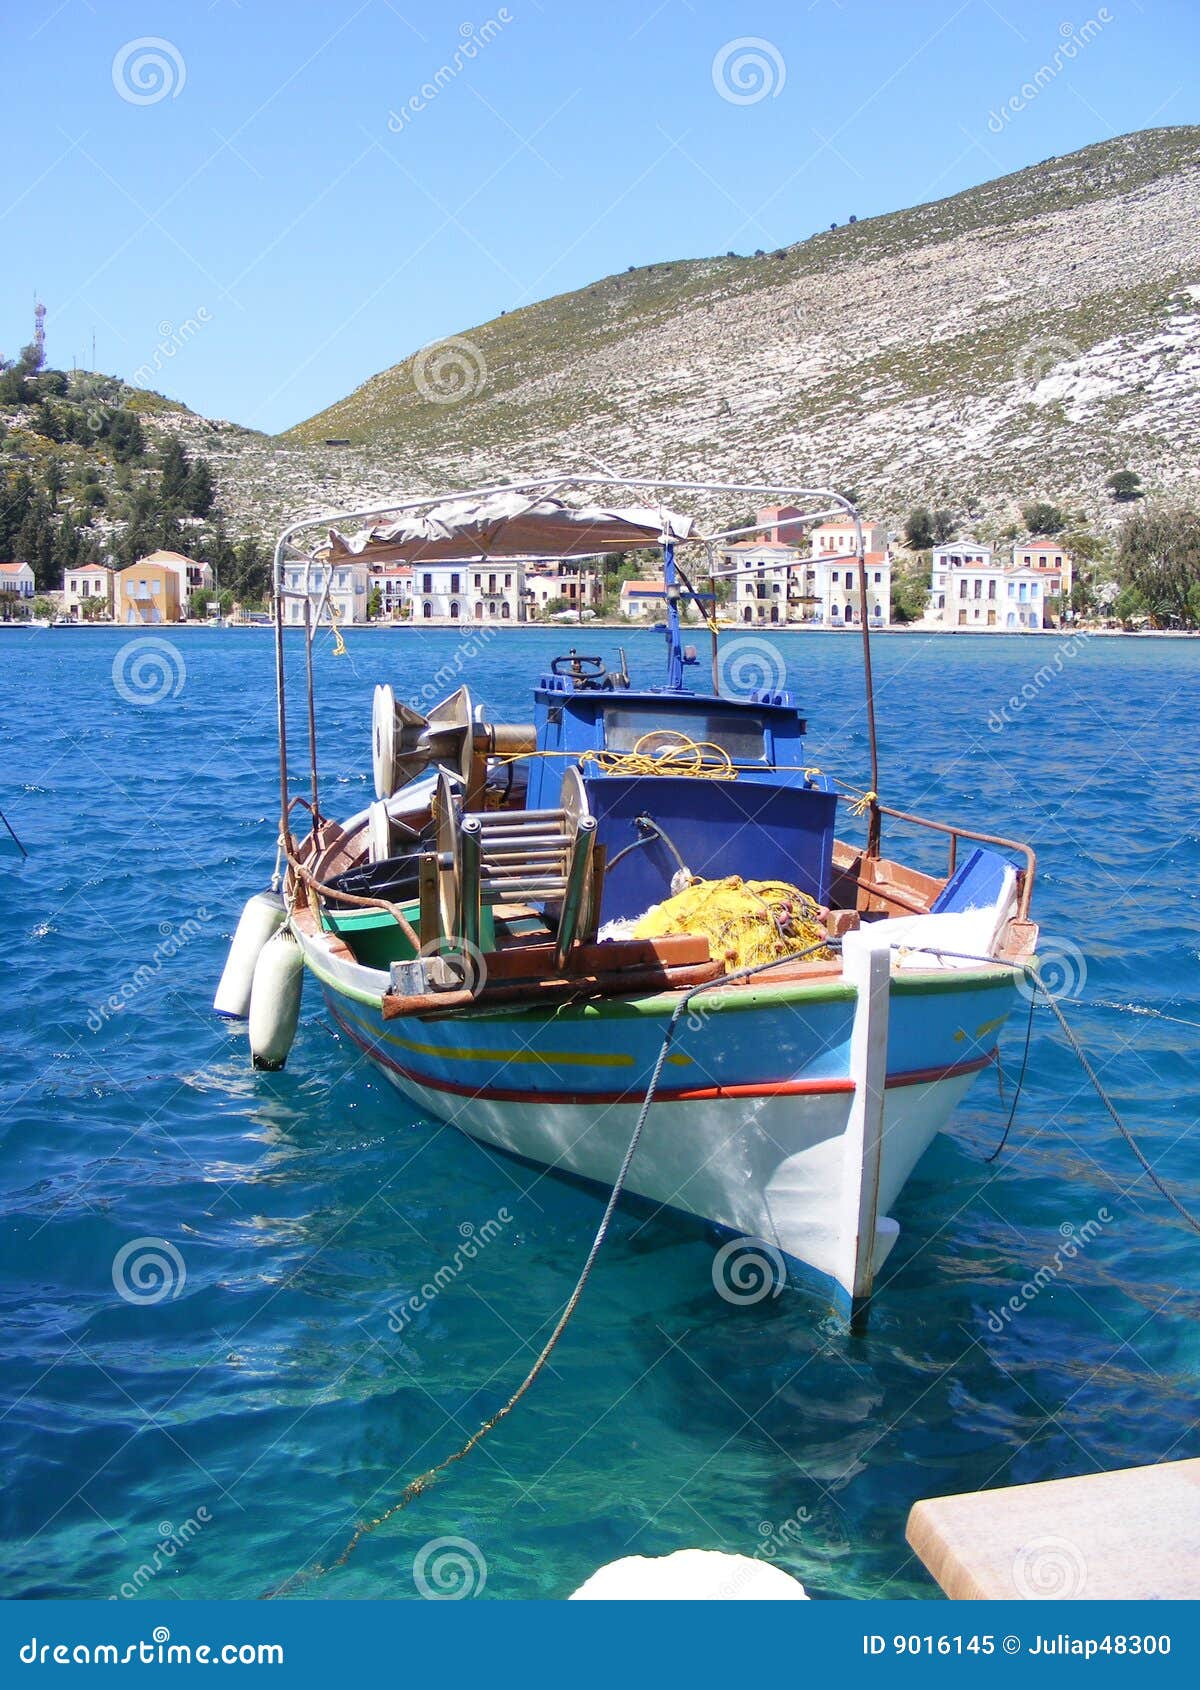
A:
327;1003;995;1106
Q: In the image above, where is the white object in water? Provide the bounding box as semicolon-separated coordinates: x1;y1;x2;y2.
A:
570;1549;808;1600
248;928;304;1070
213;891;286;1018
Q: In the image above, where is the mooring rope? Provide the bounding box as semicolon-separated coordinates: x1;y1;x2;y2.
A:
264;940;835;1598
897;945;1200;1234
0;806;28;859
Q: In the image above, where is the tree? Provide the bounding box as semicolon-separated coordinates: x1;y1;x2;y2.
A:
931;508;957;543
1117;505;1200;626
185;457;215;517
1021;500;1066;535
32;597;54;618
1106;469;1143;502
367;586;382;620
890;573;929;624
159;437;191;509
903;507;934;550
188;586;213;619
106;408;145;462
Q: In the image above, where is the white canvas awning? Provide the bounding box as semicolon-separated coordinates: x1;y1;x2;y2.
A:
319;492;694;565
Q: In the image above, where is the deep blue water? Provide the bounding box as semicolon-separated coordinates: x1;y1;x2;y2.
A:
1;623;1198;1603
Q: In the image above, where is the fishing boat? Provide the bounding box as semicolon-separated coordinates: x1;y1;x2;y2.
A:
216;477;1039;1313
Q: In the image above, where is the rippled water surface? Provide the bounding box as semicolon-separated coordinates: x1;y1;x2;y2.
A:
1;624;1197;1602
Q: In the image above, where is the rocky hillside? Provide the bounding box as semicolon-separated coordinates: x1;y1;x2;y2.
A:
279;125;1200;533
7;126;1199;562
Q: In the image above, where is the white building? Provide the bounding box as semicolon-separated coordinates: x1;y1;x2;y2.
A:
63;564;114;620
283;559;371;626
929;541;1050;629
720;518;892;628
723;540;794;624
809;517;889;559
0;561;36;608
619;578;667;619
814;552;891;627
466;561;525;622
405;562;522;623
526;561;603;617
371;565;413;619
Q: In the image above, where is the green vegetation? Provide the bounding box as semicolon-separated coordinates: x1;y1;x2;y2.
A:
1116;504;1200;625
0;332;270;605
1021;500;1067;535
1106;469;1144;501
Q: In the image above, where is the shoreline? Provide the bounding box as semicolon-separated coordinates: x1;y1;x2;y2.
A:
18;621;1199;639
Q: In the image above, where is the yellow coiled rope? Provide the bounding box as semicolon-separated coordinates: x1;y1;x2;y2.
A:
582;731;737;781
634;875;832;969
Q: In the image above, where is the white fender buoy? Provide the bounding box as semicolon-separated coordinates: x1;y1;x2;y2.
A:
569;1550;807;1600
213;891;286;1018
247;928;304;1071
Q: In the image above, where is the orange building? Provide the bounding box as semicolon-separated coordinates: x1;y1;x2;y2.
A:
114;559;183;625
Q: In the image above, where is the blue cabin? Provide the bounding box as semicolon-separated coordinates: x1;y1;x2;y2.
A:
528;671;839;922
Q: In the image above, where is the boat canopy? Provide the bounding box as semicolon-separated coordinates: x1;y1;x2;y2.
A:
320;492;695;566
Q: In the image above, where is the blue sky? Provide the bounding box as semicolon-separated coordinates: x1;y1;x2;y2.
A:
1;0;1195;433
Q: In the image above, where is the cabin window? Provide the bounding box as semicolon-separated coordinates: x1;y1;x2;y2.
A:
604;706;768;764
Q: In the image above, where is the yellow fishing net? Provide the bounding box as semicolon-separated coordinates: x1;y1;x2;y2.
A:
633;876;832;970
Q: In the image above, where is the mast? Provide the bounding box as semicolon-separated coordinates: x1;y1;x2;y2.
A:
662;539;684;690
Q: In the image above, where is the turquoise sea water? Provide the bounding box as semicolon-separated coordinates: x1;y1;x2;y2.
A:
1;624;1198;1603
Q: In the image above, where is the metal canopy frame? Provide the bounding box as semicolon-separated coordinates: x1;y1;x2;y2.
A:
271;475;879;865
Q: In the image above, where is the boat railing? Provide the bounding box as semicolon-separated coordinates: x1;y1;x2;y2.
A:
846;795;1036;921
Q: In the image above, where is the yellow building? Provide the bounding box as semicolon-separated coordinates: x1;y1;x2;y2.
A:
114;559;183;625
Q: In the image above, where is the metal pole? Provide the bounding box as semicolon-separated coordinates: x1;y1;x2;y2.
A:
273;543;292;866
854;514;882;856
304;594;320;840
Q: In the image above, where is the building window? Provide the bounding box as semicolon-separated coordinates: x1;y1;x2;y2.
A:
422;601;432;619
449;600;460;619
450;573;461;593
422;573;432;594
